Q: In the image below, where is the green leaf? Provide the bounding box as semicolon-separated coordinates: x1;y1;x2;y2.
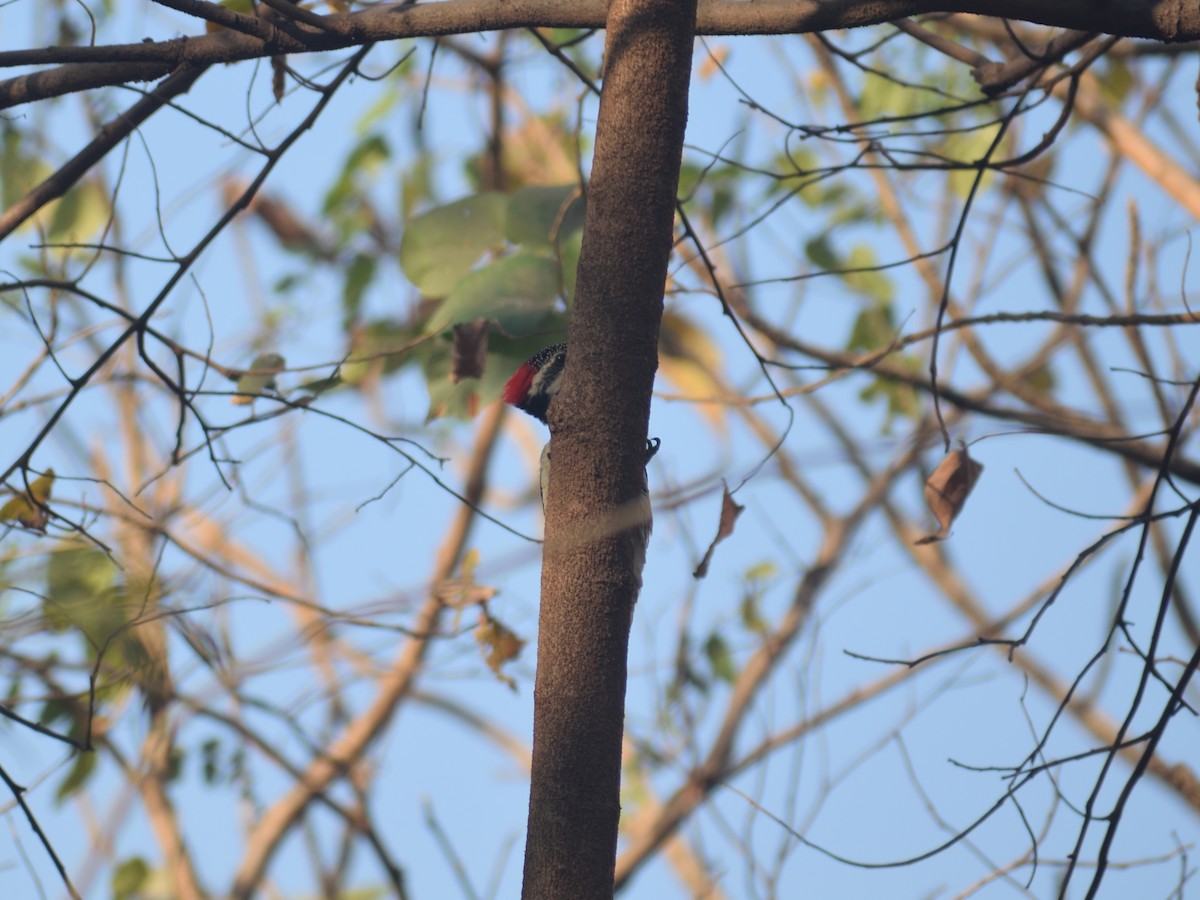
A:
342;253;376;327
356;74;407;135
710;181;735;228
322;135;390;218
558;228;583;302
677;161;705;200
423;252;560;337
46;179;110;245
273;272;303;295
944;124;1002;199
766;147;819;194
39;697;75;730
848;303;919;429
341;320;425;385
859;71;925;121
166;746;184;783
201;738;221;785
111;857;150;900
505;184;584;249
1;124;47;211
843;244;895;304
45;545;122;640
55;749;96;803
0;124;104;243
859;355;922;430
848;303;895;353
804;235;841;272
739;593;769;637
399;153;434;222
399;193;508;296
703;633;736;684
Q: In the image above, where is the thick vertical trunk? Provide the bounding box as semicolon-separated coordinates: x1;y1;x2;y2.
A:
521;0;697;897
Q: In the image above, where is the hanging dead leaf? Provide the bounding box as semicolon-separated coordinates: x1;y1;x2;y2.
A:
693;483;745;578
475;612;525;691
450;319;489;383
915;446;983;545
271;55;287;103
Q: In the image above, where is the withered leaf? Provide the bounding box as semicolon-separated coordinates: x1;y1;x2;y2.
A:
693;483;745;579
916;446;983;545
475;612;525;691
271;55;286;103
450;319;490;383
0;468;55;533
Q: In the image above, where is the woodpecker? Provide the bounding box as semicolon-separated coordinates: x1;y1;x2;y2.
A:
503;342;657;579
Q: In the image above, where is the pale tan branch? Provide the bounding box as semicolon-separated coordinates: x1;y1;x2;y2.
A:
229;402;508;898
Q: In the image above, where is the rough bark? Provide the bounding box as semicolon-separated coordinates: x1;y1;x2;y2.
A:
5;1;1198;109
519;0;696;896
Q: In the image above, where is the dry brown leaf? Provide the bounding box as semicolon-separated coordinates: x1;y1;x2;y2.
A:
476;612;525;691
450;319;490;383
915;445;983;545
271;55;287;103
693;484;745;578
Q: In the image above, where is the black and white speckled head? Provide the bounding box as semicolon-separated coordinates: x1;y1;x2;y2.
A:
502;342;567;424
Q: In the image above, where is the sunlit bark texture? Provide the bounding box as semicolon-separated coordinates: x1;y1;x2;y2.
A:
522;0;696;896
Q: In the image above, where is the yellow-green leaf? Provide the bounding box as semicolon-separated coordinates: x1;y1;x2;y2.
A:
0;468;55;532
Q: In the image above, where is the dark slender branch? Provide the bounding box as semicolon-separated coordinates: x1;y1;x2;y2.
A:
0;45;373;486
0;761;81;900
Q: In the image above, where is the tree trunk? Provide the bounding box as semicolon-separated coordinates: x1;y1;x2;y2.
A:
520;0;696;897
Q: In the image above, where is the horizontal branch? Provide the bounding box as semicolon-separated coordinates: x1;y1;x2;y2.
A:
741;310;1200;486
3;0;1197;109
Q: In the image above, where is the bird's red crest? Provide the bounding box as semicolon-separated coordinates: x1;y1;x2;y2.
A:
502;363;536;406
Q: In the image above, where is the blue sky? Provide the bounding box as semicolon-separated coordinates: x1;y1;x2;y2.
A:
2;5;1199;898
